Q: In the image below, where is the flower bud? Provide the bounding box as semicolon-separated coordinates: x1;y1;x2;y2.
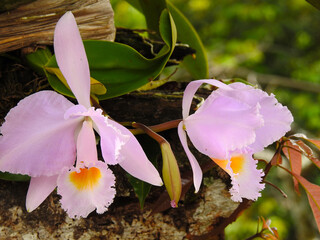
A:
160;141;181;207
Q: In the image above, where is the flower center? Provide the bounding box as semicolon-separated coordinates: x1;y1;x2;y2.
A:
69;167;102;190
211;155;244;175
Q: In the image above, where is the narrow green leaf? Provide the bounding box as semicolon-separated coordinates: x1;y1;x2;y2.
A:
0;171;30;182
126;135;160;208
127;176;152;209
167;1;208;79
46;9;177;99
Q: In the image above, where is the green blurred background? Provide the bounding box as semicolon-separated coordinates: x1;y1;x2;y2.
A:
111;0;320;239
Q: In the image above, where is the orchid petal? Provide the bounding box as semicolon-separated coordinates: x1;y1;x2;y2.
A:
76;120;98;166
216;82;293;152
0;91;81;176
26;175;58;212
184;94;264;159
182;79;232;119
57;162;115;218
89;110;129;165
212;152;264;201
177;122;202;192
250;94;293;152
230;154;264;202
64;104;87;119
107;120;163;186
54;11;91;108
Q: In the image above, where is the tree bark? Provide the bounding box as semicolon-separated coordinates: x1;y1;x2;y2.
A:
0;0;115;53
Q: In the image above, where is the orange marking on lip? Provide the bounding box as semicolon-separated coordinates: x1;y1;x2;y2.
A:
69;167;101;190
211;155;244;175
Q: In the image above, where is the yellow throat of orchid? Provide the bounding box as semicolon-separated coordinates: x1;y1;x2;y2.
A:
212;155;245;175
69;167;102;190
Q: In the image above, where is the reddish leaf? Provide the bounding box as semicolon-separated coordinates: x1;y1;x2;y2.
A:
307;139;320;149
270;147;282;166
292;173;320;233
282;140;302;194
308;194;320;233
296;140;320;169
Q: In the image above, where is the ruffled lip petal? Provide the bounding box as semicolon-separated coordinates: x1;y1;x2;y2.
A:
178;122;202;192
57;162;116;219
107;120;163;186
26;175;58;212
0;91;81;177
212;153;265;202
54;11;91;108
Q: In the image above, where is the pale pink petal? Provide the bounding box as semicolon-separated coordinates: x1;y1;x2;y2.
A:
182;79;232;119
90;110;129;165
0;91;81;176
184;94;264;160
57;162;116;218
64;104;87;119
54;11;91;108
250;94;293;152
107;120;163;186
26;175;58;212
212;152;265;201
215;82;293;152
63;107;128;165
177;122;202;192
76;121;97;166
63;105;163;186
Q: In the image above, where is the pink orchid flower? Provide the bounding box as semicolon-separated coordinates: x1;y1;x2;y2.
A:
178;80;293;201
0;12;162;218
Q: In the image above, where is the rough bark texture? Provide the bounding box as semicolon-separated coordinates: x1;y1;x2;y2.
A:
0;0;115;53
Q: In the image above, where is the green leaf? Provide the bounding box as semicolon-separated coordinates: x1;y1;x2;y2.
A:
25;47;52;75
45;9;177;100
126;135;160;209
0;171;30;182
46;66;106;97
137;0;167;38
127;0;208;79
167;0;208;79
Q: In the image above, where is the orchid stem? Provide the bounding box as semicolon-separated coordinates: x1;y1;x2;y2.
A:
263;180;288;198
130;119;182;135
132;122;167;144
